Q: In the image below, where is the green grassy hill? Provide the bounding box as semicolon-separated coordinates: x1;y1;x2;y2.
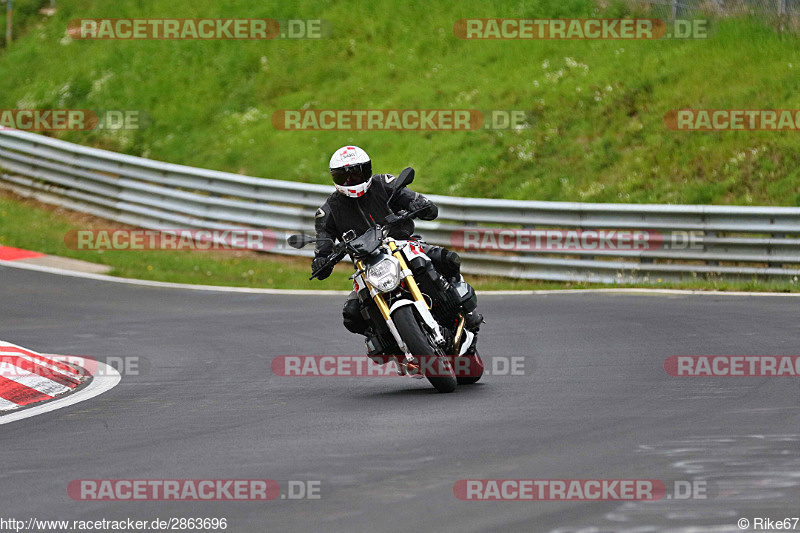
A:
2;0;800;205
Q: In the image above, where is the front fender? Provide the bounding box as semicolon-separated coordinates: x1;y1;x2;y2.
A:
389;299;444;346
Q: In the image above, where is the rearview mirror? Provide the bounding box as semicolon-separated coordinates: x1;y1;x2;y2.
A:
287;234;315;249
396;167;414;189
387;167;415;207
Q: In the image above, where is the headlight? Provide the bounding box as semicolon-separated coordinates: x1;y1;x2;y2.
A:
366;258;401;293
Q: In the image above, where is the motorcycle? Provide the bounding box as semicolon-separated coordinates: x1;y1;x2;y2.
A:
287;168;483;393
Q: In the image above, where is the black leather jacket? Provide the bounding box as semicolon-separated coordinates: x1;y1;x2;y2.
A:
313;173;438;259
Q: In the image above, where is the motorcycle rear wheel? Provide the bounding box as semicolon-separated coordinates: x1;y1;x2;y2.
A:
456;348;484;385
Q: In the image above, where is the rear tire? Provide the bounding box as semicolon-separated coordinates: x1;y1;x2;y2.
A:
392;305;457;393
456;349;484;385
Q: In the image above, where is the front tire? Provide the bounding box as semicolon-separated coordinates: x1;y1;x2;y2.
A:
392;305;457;393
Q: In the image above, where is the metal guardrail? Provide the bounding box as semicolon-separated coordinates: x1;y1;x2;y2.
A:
1;128;800;283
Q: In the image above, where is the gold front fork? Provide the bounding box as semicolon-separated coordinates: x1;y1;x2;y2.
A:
360;242;427;323
356;258;392;321
387;241;427;307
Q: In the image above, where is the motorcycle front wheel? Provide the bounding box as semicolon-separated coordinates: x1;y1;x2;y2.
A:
392;306;457;393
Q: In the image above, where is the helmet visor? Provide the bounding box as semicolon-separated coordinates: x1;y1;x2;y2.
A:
330;161;372;187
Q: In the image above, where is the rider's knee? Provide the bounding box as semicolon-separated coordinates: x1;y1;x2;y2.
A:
426;246;461;279
342;297;368;335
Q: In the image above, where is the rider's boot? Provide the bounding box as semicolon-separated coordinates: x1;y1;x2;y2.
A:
365;329;425;378
446;275;483;333
464;311;484;333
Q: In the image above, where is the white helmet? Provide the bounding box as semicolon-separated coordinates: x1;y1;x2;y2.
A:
329;145;373;198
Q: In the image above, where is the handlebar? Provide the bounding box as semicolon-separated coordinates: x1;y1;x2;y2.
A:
309;207;426;280
383;206;427;226
309;248;347;280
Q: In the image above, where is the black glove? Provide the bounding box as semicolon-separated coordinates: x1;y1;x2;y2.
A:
312;255;335;280
408;196;430;214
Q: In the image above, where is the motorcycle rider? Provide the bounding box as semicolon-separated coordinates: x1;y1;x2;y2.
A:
312;145;483;348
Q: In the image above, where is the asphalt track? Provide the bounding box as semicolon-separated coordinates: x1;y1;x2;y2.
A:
1;265;798;533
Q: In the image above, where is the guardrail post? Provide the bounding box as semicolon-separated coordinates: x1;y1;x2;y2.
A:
522;223;537;256
704;230;718;266
769;233;784;268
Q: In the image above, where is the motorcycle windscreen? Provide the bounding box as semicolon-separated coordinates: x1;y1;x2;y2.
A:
349;226;383;256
